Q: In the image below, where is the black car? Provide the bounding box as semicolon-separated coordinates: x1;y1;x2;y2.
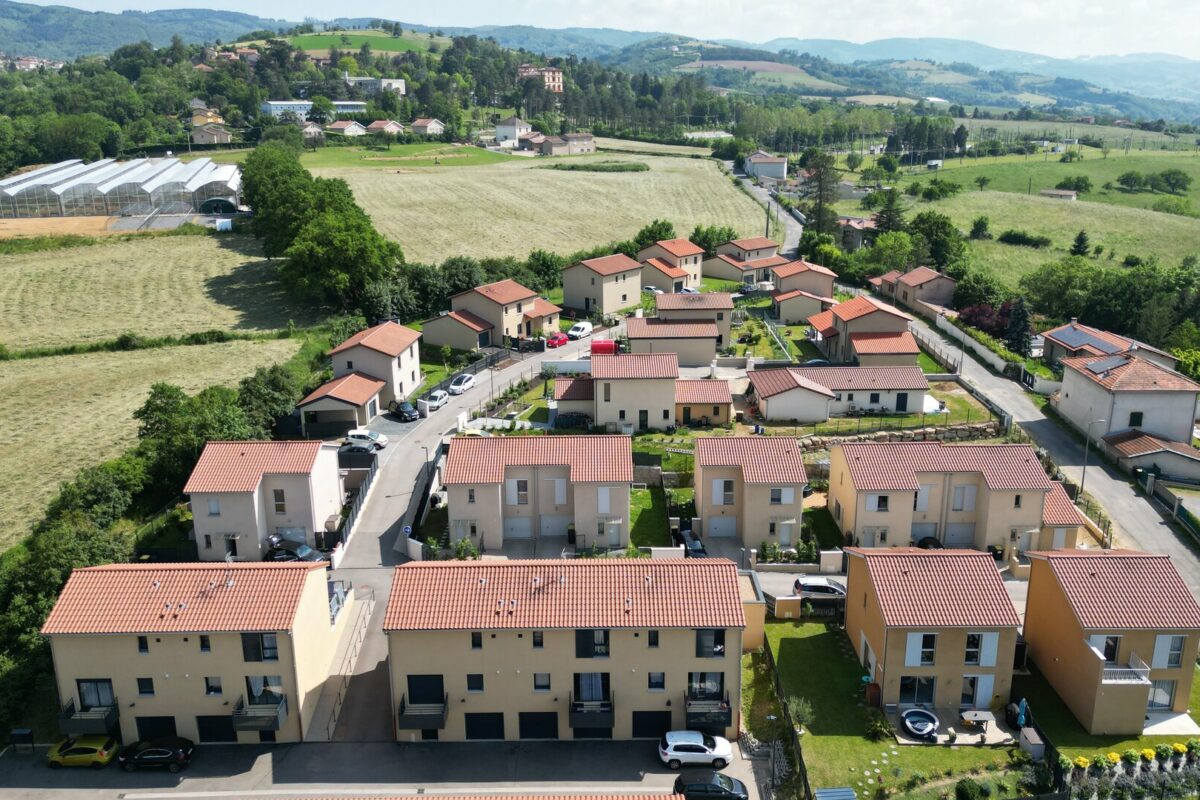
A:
680;528;707;558
801;358;831;367
117;737;195;773
264;534;330;565
916;536;944;550
338;442;376;455
388;399;420;422
674;771;749;800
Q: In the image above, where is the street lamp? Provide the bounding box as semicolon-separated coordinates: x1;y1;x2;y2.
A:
1079;418;1107;504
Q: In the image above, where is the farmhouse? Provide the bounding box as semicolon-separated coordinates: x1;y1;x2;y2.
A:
191;124;232;145
743;150;788;182
411;118;445;136
562;132;595;154
495;116;533;148
325;120;367;137
638;238;704;290
1041;319;1176;370
626;318;719;367
808;295;914;363
694;436;808;548
540;136;569;156
655;292;734;347
423;279;560;351
561;254;642;316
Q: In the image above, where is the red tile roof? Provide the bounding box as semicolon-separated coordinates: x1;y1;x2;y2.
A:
675;379;733;405
554;376;594;401
728;236;777;251
838;442;1053;492
522;296;561;320
590;353;679;379
792;366;928;392
459;278;537;306
443;434;632;484
329;321;420;358
839;216;877;230
1062;355;1200;392
643;257;689;279
847;548;1020;628
1042;482;1087;527
279;796;683;800
1103;430;1200;462
808;309;837;337
696;436;808;484
748;368;836;399
656;292;734;311
627;318;719;339
384;560;744;631
184;440;325;493
651;238;704;258
366;120;402;131
438;308;493;332
898;266;952;287
297;372;386;408
878;270;902;284
411;118;438;126
1027;550;1200;630
832;295;914;323
711;253;790;272
41;563;325;635
773;288;835;305
849;331;920;355
575;253;642;276
772;259;838;279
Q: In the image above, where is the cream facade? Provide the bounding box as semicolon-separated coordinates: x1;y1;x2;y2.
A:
628;334;716;367
771;264;836;299
331;338;420;406
773;291;831;325
826;303;912;364
561;259;641;316
421;311;492;351
656;296;734;347
1057;359;1200;445
694;438;809;549
897;270;956;309
595;375;677;430
637;242;703;288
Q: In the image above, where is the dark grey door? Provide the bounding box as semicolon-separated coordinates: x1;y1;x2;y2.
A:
195;715;236;743
896;392;909;412
464;712;505;740
638;409;649;430
518;712;558;740
632;710;673;739
135;716;177;740
573;726;612;739
406;675;444;704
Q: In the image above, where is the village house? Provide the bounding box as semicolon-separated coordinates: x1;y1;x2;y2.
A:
440;434;633;550
694;437;808;548
808;295;914;363
554;357;730;429
675;379;734;427
848;331;921;367
43;562;351;744
325;120;367;137
772;289;836;325
626;318;719;367
704;237;787;285
770;259;837;298
655;292;734;347
562;132;595;154
837;216;877;251
743;150;788;182
299;121;324;139
747;366;928;421
1102;430;1200;483
516;131;547;151
540;136;569;156
1024;550;1200;735
844;548;1020;711
296;374;386;437
893;267;957;310
191;124;232;145
190;109;225;127
422;279;560;351
384;559;747;742
411;118;445;136
366;120;405;136
637;238;704;290
1042;320;1177;370
561;254;642;316
495;116;533;148
516;63;564;93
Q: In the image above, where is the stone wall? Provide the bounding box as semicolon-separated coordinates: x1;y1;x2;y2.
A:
793;420;1001;453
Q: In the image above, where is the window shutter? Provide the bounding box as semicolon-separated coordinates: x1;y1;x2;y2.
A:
915;485;931;512
866;495;878;512
964;485;977;511
554;479;567;506
974;674;995;708
597;486;610;514
505;479;519;506
904;632;923;667
712;479;725;506
241;633;262;662
780;487;795;505
1087;634;1108;652
979;632;999;667
1152;635;1173;669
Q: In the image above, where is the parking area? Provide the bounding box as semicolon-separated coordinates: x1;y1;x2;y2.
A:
0;740;766;800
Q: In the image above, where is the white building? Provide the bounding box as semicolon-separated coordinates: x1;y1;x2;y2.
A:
1057;355;1200;446
259;100;368;119
744;150;788;182
495;116;533;148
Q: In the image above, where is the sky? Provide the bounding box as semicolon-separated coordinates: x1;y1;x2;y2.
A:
28;0;1200;60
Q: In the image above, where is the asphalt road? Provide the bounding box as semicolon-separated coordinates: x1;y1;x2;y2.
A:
728;164;802;258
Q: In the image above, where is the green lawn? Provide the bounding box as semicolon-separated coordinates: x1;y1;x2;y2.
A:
780;326;823;360
916;349;944;373
630;487;671;547
764;381;992;437
702;277;744;293
418;505;448;542
731;316;787;358
206;143;512;169
804;507;844;550
768;622;1021;791
1013;664;1200;759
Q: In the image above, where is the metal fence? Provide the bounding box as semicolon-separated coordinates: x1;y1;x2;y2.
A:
425;349;507;397
331;457;378;549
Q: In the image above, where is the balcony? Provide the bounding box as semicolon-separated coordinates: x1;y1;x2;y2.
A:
569;692;615;728
396;693;448;729
232;693;288;731
58;698;118;736
1103;653;1151;685
685;692;733;729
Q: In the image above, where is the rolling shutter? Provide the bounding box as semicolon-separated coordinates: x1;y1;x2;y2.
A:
597;486;610;514
505;479;519;506
554;479;567;506
904;632;923;667
780;487;795;505
974;675;995;708
241;633;262;662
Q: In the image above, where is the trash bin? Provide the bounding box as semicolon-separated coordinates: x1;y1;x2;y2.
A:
10;728;33;754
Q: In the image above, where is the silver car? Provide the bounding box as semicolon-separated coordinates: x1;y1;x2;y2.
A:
792;576;847;599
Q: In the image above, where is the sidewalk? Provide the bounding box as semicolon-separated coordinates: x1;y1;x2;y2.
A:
306;584;375;742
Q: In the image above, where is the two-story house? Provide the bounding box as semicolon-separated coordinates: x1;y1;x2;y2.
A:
187;441;345;561
384;559;746;742
808;295;914;363
893;267;957;311
42;562;351;744
703;237;787;285
844;548;1020;712
327;321;422;407
773;289;836;325
561;254;642;316
1042;320;1177;370
1024;550;1200;735
423;279;561;351
655;293;734;348
827;442;1085;559
771;259;837;299
743;150;788;182
637;238;704;289
627;318;719;367
443;434;633;550
694;437;808;548
495;116;533;148
556;353;680;430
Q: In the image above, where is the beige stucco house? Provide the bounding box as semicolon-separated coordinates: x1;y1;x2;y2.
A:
675;379;733;426
327;321;422;407
641;258;691;294
423;279;560;351
655;293;734;348
297;373;386;436
42;562;352;744
590;353;680;430
844;548;1020;711
809;295;914;363
627;318;718;367
191;124;232;145
746;368;835;423
442;434;633;551
384;559;746;742
849;331;921;367
704;237;786;285
1024;550;1200;735
638;238;704;289
561;254;642;316
748;366;927;419
772;289;835;325
771;259;837;298
694;437;808;548
894;267;957;310
186;441;345;561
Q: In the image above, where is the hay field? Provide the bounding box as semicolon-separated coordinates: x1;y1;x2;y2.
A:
325;153;766;262
0;235;321;349
0;338;300;548
595;138;712;156
0;216;117;238
953;117;1182;148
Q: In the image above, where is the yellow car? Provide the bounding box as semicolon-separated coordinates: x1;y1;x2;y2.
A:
46;735;117;769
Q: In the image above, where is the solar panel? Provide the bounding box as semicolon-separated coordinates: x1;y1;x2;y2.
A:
1053;325;1123;355
1086;355;1127;374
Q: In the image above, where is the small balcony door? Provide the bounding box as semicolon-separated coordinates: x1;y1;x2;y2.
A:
77;679;114;710
1149;680;1177;711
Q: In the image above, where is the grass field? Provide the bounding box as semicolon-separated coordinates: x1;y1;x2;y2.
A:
0;216;118;238
0;339;301;549
953;117;1186;148
328;153;766;263
285;28;449;54
594;137;712;157
751;71;846;91
0;235;320;349
204;143;511;169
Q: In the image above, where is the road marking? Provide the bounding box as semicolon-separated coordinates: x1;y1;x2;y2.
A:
122;786;671;799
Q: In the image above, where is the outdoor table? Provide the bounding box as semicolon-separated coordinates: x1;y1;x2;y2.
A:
960;709;995;733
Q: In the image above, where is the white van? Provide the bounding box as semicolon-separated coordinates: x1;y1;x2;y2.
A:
567;320;593;340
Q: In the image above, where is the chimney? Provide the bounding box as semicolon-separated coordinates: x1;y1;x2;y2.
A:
1069;317;1078;325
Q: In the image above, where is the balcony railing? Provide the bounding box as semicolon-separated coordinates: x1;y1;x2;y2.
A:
685;691;732;729
58;697;119;735
568;692;615;728
397;692;448;729
232;693;288;731
1102;653;1151;684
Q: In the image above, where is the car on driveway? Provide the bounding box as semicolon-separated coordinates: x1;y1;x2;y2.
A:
117;737;195;773
264;534;330;566
448;373;476;394
388;400;420;422
643;286;664;294
678;528;707;558
338;442;376;455
345;428;388;449
659;731;733;769
426;389;450;410
567;320;593;340
546;331;569;348
673;771;749;800
792;576;847;599
47;735;117;769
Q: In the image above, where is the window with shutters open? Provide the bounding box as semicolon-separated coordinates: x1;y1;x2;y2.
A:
866;494;889;512
952;485;977;512
914;485;932;512
770;487;795;505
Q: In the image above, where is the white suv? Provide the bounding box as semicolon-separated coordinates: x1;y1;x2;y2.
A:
658;730;733;770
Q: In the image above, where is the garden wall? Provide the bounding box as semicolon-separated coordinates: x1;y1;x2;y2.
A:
794;420;1002;453
934;313;1012;372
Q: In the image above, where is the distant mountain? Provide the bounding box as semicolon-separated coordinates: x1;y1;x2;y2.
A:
392;21;664;58
0;0;293;59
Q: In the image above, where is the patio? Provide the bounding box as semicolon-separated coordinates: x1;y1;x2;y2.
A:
889;707;1018;747
1142;711;1200;736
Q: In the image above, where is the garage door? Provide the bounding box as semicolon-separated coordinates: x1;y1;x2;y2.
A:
464;712;505;740
573;727;612;739
518;712;559;740
708;517;737;538
910;523;937;542
631;711;673;739
136;716;177;740
944;523;976;546
195;715;236;743
504;517;533;540
540;516;571;536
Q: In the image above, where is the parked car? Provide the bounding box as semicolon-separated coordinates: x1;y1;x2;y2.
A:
792;576;847;599
916;536;944;550
345;428;388;449
643;286;664;294
448;373;476;395
338;442;376;455
567;321;593;340
680;528;707;558
546;332;569;348
46;736;117;769
457;429;493;437
388;400;420;422
659;731;734;769
117;737;195;773
679;287;700;294
264;534;330;565
673;772;749;800
426;389;450;410
801;359;831;367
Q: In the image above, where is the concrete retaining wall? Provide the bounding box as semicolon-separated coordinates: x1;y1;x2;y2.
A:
934;314;1013;373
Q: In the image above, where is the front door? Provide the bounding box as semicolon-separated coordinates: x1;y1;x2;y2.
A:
896;392;908;412
682;406;692;424
638;409;648;431
464;712;505;740
225;536;238;558
777;522;794;546
406;675;444;705
1016;529;1034;555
